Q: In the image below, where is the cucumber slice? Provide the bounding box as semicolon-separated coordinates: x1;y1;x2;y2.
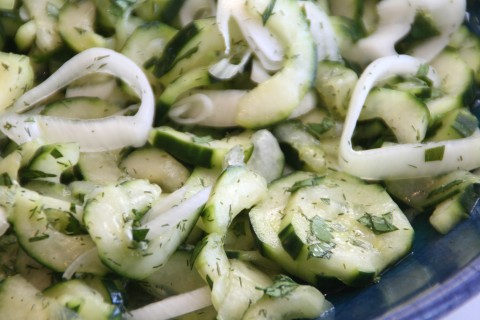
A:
121;21;177;73
235;0;316;128
0;51;34;112
315;61;358;119
22;0;65;55
0;275;71;319
152;18;226;85
427;108;478;142
120;147;191;193
273;121;328;173
148;126;253;168
385;169;480;210
43;279;122;320
76;149;125;184
58;0;109;52
201;165;267;235
8;187;97;273
277;171;414;287
41;97;123;119
429;50;476;107
19;142;80;184
360;87;430;143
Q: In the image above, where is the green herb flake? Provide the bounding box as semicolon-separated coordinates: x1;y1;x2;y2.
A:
261;0;277;25
306;118;335;136
20;169;57;180
287;176;324;193
46;2;60;17
416;63;430;79
50;148;64;159
0;173;13;187
192;135;214;144
190;237;209;269
132;228;149;242
357;212;399;235
257;275;298;298
308;241;335;259
425;145;445;162
310;216;332;243
29;234;49;242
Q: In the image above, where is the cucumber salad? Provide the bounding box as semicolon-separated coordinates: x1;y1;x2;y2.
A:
0;0;478;319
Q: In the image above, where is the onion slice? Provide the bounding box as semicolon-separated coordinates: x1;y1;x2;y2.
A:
126;286;212;320
0;47;154;152
337;54;480;180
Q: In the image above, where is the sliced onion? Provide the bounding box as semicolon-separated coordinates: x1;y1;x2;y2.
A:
300;1;342;62
217;0;284;71
179;0;216;27
250;58;271;84
208;49;252;80
142;186;212;240
336;54;480;180
169;90;245;127
0;48;154;152
288;91;317;119
63;247;109;280
126;286;212;320
0;205;9;237
353;0;465;65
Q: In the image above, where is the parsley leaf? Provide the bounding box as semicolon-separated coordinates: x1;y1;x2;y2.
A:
287;176;324;193
357;212;398;235
257;275;299;298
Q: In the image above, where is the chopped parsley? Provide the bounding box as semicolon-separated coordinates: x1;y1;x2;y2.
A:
357;212;399;235
257;275;299;298
261;0;277;25
425;146;445;162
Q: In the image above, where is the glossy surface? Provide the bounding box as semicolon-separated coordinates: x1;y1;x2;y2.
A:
329;207;480;319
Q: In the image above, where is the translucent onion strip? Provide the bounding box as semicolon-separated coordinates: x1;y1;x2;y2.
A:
0;206;8;237
337;54;480;180
300;1;342;62
216;0;284;71
0;47;154;152
353;0;466;65
126;286;212;320
169;90;244;127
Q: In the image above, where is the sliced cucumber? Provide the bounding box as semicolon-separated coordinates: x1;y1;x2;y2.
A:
83;179;163;279
77;149;125;184
41;96;123;120
235;0;316;128
277;171;414;287
19;142;80;184
120;147;191;193
8;186;97;273
22;0;65;56
43;279;122;320
448;26;480;83
0;52;34;112
426;108;478;142
151;18;225;85
155;67;213;124
360;87;430;144
142;249;206;299
0;275;71;319
148;126;253;168
121;21;177;73
429;193;469;235
429;50;476;107
385;169;480;210
315;61;358;119
201;165;267;235
58;0;109;52
273;121;328;173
